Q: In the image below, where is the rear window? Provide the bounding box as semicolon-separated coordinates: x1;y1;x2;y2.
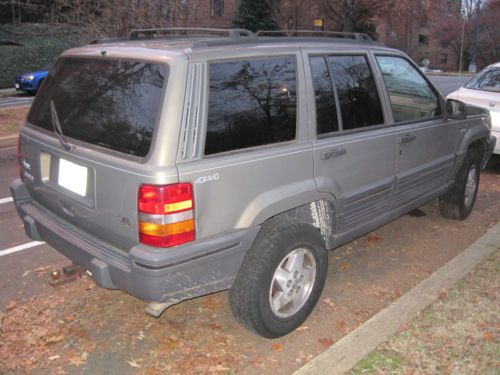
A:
28;57;168;157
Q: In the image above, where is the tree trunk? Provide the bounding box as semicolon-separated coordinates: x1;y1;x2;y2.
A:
18;0;21;24
11;0;16;26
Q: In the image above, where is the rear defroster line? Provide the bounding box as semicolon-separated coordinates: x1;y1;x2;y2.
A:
0;241;45;257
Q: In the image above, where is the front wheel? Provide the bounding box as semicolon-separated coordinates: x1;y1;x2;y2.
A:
439;147;481;220
229;221;328;338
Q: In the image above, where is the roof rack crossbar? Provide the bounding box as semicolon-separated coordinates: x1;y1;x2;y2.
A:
256;30;372;41
89;36;130;45
128;27;256;41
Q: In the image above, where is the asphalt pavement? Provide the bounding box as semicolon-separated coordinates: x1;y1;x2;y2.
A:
0;96;34;109
0;147;66;307
427;74;471;97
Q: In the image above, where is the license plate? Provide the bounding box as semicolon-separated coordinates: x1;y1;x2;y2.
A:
15;83;19;89
58;159;88;196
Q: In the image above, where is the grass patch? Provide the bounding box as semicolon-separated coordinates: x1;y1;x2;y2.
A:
350;250;500;375
353;351;406;373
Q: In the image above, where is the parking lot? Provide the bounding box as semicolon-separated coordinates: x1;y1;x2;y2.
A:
1;133;499;374
1;74;498;374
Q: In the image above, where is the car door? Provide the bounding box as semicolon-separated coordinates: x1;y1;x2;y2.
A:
306;51;397;234
374;54;458;208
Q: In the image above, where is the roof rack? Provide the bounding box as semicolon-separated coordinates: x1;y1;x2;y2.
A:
129;27;255;40
89;27;256;45
256;30;372;41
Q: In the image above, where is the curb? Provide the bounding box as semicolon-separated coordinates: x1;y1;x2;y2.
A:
0;135;18;149
294;221;500;375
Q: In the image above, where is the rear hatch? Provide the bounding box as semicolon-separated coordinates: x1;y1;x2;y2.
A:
20;56;175;253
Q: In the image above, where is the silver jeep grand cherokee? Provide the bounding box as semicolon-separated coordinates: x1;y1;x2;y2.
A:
11;28;495;338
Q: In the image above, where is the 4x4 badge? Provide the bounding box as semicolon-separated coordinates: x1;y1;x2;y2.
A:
195;173;220;184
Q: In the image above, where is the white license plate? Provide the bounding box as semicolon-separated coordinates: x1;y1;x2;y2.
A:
58;159;88;196
15;83;19;89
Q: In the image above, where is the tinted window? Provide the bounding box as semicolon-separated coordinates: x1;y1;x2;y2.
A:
465;68;500;92
376;56;441;122
310;56;339;134
28;58;167;157
328;55;384;130
205;57;296;155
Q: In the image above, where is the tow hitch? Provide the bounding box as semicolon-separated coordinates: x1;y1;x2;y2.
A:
49;264;84;286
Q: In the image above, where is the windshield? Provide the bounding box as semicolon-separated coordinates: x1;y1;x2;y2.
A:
465;67;500;93
28;57;168;157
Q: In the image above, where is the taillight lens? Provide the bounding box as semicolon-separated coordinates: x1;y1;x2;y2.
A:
138;183;195;247
17;137;23;180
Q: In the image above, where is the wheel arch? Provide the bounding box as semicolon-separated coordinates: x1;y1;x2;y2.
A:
255;199;338;250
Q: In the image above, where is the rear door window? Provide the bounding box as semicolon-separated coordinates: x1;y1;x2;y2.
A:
328;55;384;130
376;55;441;122
28;57;168;157
205;56;297;155
310;56;339;135
309;54;384;135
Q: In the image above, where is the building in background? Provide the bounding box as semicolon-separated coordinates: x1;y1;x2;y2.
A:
168;0;238;28
375;0;462;71
168;0;462;71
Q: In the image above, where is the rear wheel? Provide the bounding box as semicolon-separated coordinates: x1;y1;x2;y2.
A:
229;221;328;338
439;147;481;220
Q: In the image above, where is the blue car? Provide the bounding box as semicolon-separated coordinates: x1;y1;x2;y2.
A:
15;70;48;94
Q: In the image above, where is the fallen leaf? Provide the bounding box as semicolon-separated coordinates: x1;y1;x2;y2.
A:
69;355;86;367
209;364;231;373
296;326;309;331
437;290;447;299
65;315;76;322
272;343;284;351
127;358;142;368
49;355;61;361
483;332;494;342
364;234;382;246
318;337;335;348
5;301;16;311
34;265;51;274
45;335;64;344
336;319;346;332
137;330;145;340
323;298;336;309
339;262;350;271
398;323;410;332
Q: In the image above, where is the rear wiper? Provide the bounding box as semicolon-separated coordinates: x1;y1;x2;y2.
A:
50;100;73;151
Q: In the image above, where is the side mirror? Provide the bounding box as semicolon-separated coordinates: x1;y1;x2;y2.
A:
446;99;466;120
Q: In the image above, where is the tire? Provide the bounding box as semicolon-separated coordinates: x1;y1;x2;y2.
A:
439;147;481;220
228;220;328;338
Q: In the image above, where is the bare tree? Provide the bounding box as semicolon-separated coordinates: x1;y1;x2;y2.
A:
54;0;175;37
320;0;382;36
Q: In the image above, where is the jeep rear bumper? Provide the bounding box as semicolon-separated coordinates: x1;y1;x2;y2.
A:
10;178;259;304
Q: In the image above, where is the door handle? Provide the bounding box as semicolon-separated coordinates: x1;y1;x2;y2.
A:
322;147;346;160
399;134;417;144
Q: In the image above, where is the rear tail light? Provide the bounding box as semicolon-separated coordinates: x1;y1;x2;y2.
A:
138;183;195;247
17;137;23;180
